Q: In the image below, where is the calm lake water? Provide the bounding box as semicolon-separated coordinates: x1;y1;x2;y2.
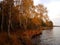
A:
32;27;60;45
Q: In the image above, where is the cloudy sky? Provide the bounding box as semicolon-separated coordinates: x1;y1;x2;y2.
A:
34;0;60;25
0;0;60;25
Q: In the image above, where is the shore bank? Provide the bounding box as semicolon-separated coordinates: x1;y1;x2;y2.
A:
0;27;53;45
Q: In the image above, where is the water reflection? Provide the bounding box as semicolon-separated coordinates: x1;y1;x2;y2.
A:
32;27;60;45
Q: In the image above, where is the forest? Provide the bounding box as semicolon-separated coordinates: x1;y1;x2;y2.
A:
0;0;53;31
0;0;53;45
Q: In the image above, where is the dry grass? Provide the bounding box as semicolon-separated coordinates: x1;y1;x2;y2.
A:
0;29;42;45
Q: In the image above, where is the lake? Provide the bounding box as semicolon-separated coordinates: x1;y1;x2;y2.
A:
32;27;60;45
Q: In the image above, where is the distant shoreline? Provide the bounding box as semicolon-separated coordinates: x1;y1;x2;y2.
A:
53;26;60;27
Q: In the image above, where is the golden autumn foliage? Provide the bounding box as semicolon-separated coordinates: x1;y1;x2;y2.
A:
0;0;53;45
31;17;40;25
0;0;53;30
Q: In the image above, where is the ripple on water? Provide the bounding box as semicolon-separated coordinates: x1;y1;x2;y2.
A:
32;27;60;45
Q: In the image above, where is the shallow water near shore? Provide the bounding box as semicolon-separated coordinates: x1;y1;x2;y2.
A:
32;27;60;45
